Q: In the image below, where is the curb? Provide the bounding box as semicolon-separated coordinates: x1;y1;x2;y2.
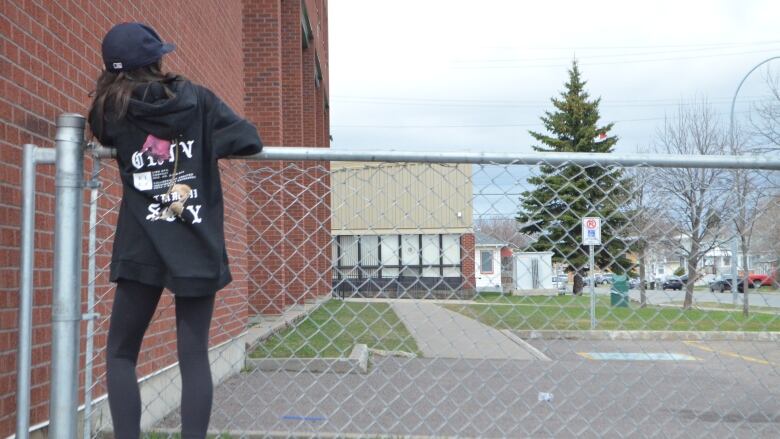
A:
247;344;369;374
515;330;780;341
500;330;552;361
656;303;779;315
369;348;417;358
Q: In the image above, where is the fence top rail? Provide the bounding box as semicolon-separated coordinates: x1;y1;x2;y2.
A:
89;145;780;170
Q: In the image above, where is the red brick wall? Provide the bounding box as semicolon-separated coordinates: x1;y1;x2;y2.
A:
245;0;331;315
304;0;329;100
243;0;285;316
461;233;477;294
282;1;304;147
1;0;253;435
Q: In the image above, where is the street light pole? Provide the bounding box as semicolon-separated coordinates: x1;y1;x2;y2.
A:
729;56;780;136
728;56;779;306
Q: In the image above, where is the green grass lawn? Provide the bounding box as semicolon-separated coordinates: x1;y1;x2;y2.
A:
445;293;780;332
247;294;778;360
249;300;421;358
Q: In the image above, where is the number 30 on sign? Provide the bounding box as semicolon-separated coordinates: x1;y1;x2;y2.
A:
582;217;601;245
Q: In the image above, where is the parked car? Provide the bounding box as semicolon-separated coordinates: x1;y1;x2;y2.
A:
662;277;683;291
748;270;778;288
590;273;613;286
628;277;646;289
709;277;748;293
662;275;690;291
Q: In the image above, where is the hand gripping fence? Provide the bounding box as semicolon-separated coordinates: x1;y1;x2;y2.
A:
14;114;780;438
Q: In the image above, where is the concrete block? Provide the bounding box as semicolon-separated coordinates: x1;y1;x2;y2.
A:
248;344;369;375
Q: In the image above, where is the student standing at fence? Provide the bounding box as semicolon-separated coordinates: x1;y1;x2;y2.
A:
88;22;263;439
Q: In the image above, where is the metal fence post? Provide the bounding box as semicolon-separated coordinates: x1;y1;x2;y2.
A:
731;238;740;305
589;245;596;329
17;145;55;439
50;113;86;439
82;152;102;439
16;144;37;439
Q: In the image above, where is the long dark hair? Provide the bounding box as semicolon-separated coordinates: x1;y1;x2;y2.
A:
88;60;179;139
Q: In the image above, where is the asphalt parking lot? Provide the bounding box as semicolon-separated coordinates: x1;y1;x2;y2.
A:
156;338;780;438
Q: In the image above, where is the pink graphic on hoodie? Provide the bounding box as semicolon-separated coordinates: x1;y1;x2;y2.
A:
140;134;172;162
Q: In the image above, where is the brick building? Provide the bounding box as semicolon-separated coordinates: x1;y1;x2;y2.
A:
244;0;332;316
329;162;477;299
0;0;329;436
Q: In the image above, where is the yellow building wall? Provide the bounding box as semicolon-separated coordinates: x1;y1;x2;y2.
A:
330;162;473;234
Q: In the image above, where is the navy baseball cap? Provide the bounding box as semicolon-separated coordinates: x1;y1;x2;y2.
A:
101;22;175;73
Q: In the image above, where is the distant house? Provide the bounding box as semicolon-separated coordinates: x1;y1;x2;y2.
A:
647;252;684;282
702;246;766;279
474;232;555;294
646;239;765;284
755;254;778;276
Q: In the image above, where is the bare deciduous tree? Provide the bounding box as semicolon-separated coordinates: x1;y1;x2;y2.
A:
749;67;780;153
474;217;534;250
751;195;780;255
624;160;667;308
652;100;730;309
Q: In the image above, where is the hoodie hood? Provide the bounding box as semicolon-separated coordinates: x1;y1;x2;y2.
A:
125;78;197;139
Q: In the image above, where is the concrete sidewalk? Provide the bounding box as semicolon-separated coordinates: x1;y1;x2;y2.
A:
390;301;546;360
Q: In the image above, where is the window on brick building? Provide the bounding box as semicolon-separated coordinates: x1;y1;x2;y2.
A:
333;233;463;279
315;54;323;88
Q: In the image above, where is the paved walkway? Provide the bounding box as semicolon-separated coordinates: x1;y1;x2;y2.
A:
390;300;543;360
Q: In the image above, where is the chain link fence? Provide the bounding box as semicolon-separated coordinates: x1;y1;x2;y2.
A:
70;149;780;438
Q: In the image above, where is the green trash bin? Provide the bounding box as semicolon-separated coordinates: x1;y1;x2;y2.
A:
610;275;629;307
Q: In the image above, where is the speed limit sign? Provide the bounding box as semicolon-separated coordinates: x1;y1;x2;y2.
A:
582;217;601;245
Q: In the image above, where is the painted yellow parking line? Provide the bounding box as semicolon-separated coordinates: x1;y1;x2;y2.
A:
683;341;777;366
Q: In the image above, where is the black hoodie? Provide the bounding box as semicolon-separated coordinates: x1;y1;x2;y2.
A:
89;78;262;297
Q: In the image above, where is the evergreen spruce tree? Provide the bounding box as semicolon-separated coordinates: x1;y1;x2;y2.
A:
516;60;633;295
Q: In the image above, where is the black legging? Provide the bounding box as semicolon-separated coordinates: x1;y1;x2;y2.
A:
106;279;215;439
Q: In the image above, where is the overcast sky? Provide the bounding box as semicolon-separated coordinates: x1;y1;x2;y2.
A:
328;0;780;155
